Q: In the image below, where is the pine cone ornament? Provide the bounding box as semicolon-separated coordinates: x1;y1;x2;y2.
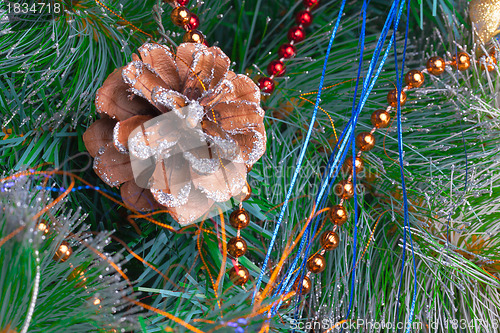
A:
83;43;266;225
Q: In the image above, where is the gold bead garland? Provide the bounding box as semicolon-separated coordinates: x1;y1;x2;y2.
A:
227;183;253;286
297;49;494;298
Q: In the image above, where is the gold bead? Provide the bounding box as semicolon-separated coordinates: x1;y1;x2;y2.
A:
371;109;391;129
426;56;446;75
320;231;340;250
183;30;204;43
229;208;250;229
229;264;250;286
451;52;471;71
404;69;425;88
227;237;247;258
355;132;375;152
293;276;311;294
53;241;72;262
240;183;252;201
335;180;354;200
307;253;326;274
342;157;364;175
329;204;348;226
387;88;407;107
480;52;497;72
170;6;191;26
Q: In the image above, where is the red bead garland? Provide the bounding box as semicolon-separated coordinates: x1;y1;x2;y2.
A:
278;43;296;59
287;26;306;42
258;77;275;93
303;0;320;7
187;13;199;30
296;10;313;27
177;0;189;5
267;60;286;76
257;0;318;93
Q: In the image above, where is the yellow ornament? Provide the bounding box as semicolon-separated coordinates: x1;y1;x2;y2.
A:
469;0;500;43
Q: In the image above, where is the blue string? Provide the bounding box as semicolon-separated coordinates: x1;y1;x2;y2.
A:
390;1;419;331
269;0;407;316
252;0;348;303
345;0;367;319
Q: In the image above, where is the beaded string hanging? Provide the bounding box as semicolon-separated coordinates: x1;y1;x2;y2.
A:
291;48;499;293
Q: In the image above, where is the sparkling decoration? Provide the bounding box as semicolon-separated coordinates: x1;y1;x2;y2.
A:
177;0;189;6
469;0;500;43
307;253;326;273
387;88;407;107
355;132;375;152
426;56;446;75
171;6;191;26
371;109;391;128
278;43;296;59
287;26;306;42
229;208;250;229
404;69;425;88
296;10;313;27
187;13;200;30
229;265;250;285
83;43;266;225
183;30;204;43
451;52;471;71
53;241;72;262
293;276;312;294
329;204;348;225
267;60;286;76
320;231;340;250
227;237;247;258
335;180;354;200
258;77;275;93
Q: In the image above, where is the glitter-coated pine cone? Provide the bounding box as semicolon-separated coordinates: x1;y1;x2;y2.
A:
83;43;266;225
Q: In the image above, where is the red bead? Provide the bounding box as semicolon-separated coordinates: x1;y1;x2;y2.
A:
287;26;305;42
187;12;199;30
267;60;286;76
303;0;320;8
278;43;296;59
177;0;189;5
258;77;275;93
296;10;313;27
